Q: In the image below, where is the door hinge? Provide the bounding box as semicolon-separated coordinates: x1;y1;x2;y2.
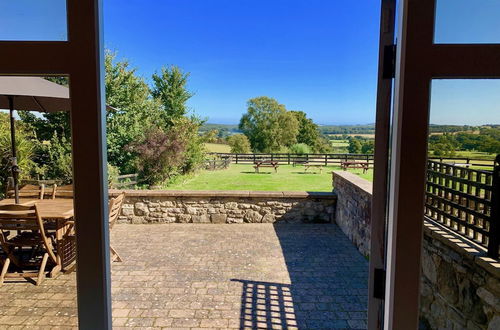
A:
382;44;396;79
373;268;386;299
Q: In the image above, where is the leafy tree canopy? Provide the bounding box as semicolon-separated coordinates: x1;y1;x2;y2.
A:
105;51;162;174
227;134;251;153
152;65;193;126
239;96;299;153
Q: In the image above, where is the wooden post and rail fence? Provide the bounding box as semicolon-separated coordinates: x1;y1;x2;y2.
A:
209;152;496;168
209;152;375;167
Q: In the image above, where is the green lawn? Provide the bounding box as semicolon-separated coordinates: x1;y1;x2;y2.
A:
429;151;496;161
165;164;373;192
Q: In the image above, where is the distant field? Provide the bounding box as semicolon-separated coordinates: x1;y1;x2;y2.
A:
165;164;373;192
329;134;375;139
451;151;496;161
330;139;349;147
205;143;231;153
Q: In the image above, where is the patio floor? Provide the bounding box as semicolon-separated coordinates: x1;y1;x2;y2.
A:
0;224;368;329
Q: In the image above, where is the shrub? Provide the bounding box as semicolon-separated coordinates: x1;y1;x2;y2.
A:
107;163;120;188
33;132;73;183
127;127;185;186
0;114;37;197
289;143;312;155
227;134;251;153
127;117;205;187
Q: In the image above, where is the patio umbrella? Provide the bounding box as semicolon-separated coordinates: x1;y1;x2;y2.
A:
0;76;71;204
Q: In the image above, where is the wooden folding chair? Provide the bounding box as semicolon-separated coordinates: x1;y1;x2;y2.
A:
0;204;58;286
6;184;45;200
54;184;73;199
109;193;125;262
44;184;58;200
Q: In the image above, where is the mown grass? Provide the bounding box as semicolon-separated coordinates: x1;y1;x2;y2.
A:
165;164;373;192
448;151;496;161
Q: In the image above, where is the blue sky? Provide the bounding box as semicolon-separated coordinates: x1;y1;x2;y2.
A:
0;0;499;125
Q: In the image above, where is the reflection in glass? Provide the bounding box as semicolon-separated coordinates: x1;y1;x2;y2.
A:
430;80;500;125
435;0;500;44
0;0;67;41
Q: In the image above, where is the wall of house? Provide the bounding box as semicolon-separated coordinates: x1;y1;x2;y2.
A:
331;171;500;330
109;190;336;224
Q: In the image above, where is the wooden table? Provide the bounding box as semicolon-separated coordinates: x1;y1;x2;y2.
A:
253;161;279;173
340;161;369;173
303;163;323;173
0;199;75;277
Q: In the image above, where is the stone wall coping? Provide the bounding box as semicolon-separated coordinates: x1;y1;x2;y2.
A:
332;171;372;194
109;189;336;199
423;218;500;278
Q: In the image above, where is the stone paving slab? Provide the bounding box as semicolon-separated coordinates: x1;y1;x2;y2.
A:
0;224;368;329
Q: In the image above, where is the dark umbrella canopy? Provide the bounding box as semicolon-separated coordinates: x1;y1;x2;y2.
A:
0;76;71;113
0;77;71;203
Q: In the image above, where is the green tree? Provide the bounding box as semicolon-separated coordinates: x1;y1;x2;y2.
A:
179;116;207;174
105;51;162;174
35;132;73;183
19;112;71;141
0;113;37;197
150;65;206;176
289;143;312;155
227;134;251;153
348;138;362;154
361;140;375;154
151;65;193;126
239;96;299;152
290;111;322;150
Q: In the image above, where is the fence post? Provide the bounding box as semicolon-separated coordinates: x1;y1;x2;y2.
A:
235;154;238;164
324;154;328;166
288;153;290;165
487;154;500;259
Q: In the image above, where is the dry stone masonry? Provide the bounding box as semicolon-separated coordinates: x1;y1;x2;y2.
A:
109;190;336;224
332;170;500;330
332;171;372;257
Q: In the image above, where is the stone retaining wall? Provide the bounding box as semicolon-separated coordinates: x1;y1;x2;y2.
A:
332;171;372;257
420;221;500;329
109;190;336;224
331;172;500;329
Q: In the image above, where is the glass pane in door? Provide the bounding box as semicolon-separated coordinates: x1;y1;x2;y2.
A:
0;0;68;41
434;0;500;44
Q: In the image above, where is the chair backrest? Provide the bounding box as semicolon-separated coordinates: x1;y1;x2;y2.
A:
43;185;57;200
54;184;73;199
0;204;47;234
6;184;45;200
108;193;125;229
0;203;57;264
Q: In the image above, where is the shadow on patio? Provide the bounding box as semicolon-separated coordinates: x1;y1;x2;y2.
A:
232;224;368;329
0;224;368;329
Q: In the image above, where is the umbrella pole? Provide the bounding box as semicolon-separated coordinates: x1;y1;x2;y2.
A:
8;96;20;204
